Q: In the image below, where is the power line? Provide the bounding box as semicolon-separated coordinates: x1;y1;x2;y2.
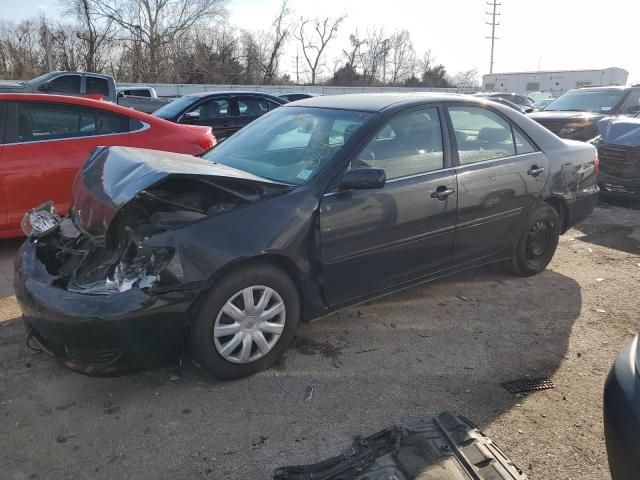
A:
485;0;501;74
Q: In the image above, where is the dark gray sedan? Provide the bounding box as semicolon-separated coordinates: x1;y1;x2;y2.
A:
15;93;599;379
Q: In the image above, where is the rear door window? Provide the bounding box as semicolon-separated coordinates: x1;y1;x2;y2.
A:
86;76;110;96
184;98;230;121
14;102;128;142
49;75;81;94
237;97;271;117
448;106;516;164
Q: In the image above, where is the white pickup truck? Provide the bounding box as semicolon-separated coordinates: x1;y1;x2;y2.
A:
0;71;173;113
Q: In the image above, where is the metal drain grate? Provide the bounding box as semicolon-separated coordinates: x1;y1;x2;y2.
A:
501;377;555;394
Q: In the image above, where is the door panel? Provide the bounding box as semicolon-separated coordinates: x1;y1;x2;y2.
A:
321;171;457;306
447;105;549;264
454;152;549;263
320;106;456;306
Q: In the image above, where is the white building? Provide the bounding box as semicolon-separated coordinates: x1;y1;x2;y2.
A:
482;67;628;97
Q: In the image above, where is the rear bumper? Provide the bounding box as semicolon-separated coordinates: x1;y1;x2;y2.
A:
563;187;599;230
14;241;202;375
603;335;640;480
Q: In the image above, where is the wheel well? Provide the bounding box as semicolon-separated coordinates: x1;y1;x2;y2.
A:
545;197;568;233
191;254;310;319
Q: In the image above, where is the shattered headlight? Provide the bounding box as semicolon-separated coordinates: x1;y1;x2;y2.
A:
21;202;60;238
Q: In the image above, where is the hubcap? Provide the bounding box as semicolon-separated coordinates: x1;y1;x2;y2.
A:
213;285;286;364
525;220;551;260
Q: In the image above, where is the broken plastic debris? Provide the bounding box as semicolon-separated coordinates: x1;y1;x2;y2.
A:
595;308;607;313
303;386;314;402
595;278;604;282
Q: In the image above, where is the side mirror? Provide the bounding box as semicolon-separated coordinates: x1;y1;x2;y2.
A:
180;111;200;123
117;91;125;98
523;107;534;114
339;168;386;190
38;82;52;92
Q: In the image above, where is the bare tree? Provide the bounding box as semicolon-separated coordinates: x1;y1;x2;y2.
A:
258;0;291;84
449;68;479;88
388;29;414;85
91;0;227;82
295;14;346;85
342;31;365;69
64;0;115;73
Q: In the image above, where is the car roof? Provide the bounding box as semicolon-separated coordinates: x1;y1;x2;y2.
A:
286;92;483;112
569;86;635;92
185;91;285;99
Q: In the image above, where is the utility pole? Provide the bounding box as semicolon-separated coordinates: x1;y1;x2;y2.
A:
382;38;390;84
291;47;300;84
485;0;501;74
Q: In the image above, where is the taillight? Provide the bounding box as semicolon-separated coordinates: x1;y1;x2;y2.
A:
197;134;216;151
594;151;600;172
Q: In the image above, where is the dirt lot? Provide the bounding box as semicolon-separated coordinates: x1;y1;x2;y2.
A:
1;201;639;480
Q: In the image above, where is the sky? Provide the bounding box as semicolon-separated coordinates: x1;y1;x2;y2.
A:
4;0;640;84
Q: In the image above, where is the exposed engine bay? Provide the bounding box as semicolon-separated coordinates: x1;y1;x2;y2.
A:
30;175;288;295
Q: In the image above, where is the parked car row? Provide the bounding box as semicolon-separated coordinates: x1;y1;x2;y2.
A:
525;85;640;199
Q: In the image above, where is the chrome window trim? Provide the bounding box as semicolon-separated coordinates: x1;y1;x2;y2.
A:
5;121;150;146
322;151;543;197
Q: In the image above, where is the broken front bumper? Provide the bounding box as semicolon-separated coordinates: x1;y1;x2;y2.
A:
14;241;202;375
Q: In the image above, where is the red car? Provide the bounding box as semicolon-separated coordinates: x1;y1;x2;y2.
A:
0;94;215;238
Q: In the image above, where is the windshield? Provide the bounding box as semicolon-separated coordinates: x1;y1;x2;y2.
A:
202;106;372;185
544;90;625;113
153;95;200;119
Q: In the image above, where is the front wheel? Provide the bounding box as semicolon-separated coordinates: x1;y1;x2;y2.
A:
510;203;560;277
189;263;300;380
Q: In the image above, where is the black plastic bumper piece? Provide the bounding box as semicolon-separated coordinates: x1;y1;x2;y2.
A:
274;412;527;480
14;241;202;375
564;189;599;231
604;335;640;480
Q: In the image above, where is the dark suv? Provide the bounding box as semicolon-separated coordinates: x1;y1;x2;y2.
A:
529;86;640;141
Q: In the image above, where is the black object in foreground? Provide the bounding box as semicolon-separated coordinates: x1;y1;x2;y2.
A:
501;377;555;394
273;412;526;480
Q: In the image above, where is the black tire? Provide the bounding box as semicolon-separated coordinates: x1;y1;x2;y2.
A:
189;263;300;380
510;203;560;277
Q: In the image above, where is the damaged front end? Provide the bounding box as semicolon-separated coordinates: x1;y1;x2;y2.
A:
23;146;292;296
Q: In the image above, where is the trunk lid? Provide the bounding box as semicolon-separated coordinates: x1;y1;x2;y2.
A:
71;146;276;245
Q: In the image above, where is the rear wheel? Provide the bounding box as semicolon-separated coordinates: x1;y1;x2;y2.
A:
189;263;300;379
510;203;560;277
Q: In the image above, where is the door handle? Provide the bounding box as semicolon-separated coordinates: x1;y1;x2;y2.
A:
431;186;455;200
527;166;545;177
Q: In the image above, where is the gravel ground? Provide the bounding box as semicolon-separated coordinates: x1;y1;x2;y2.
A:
1;202;639;480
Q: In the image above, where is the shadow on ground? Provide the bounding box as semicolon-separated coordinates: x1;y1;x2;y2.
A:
569;201;640;255
0;258;582;479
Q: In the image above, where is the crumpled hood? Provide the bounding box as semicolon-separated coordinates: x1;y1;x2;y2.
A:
597;116;640;146
71;146;276;244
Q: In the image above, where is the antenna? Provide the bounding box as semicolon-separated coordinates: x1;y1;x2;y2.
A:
485;0;501;74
